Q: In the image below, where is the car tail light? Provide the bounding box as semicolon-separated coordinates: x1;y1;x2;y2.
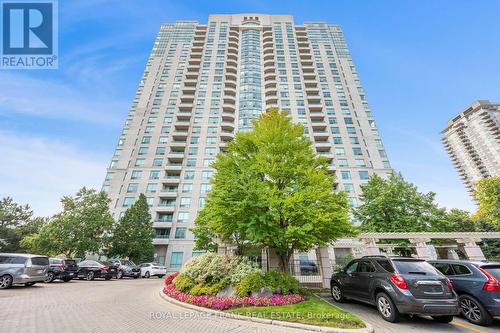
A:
445;278;453;291
55;264;65;269
100;267;109;271
479;268;500;291
390;274;408;290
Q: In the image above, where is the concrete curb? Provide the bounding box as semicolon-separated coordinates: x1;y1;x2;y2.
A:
158;289;374;333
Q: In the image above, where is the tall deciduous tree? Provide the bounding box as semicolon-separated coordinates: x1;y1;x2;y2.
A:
193;109;353;272
0;197;39;252
107;194;154;263
21;188;114;258
355;173;446;232
473;177;500;225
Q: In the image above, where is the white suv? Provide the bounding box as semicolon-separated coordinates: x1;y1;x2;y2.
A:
139;263;166;278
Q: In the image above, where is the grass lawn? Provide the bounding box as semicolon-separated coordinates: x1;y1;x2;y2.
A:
226;294;365;329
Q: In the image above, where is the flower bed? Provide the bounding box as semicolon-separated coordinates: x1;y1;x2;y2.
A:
163;273;305;310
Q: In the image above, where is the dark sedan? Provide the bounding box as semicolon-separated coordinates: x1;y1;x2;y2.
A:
77;260;118;281
430;259;500;326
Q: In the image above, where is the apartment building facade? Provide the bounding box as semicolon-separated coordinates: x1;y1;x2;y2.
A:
442;100;500;195
103;14;392;270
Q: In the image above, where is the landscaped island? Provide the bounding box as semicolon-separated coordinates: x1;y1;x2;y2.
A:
162;253;365;329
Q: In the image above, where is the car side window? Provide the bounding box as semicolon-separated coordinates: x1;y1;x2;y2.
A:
452;264;472;275
0;256;11;264
376;259;395;273
357;261;375;273
345;262;358;274
432;263;455;276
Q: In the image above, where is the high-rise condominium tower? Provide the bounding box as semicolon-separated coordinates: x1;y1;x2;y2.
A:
442;100;500;195
103;14;392;270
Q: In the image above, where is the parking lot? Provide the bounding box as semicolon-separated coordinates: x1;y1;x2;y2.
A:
0;277;314;333
319;294;500;333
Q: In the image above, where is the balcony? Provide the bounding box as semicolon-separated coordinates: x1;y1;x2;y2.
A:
223;103;236;112
221;121;235;130
153;238;170;245
163;176;180;185
165;163;183;171
178;102;193;111
220;131;235;140
170;140;187;148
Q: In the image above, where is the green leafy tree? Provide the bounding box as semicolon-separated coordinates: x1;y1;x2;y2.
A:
438;209;477;232
107;193;154;263
473;177;500;225
355;173;446;232
21;188;114;258
193;109;353;272
0;197;37;252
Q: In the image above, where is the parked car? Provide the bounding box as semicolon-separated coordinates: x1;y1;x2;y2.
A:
429;259;500;326
139;262;166;278
331;255;460;323
76;260;118;281
299;260;319;275
46;258;79;283
0;253;49;289
109;259;140;279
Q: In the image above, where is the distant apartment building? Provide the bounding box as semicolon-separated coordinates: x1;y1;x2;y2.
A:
442;100;500;194
102;14;392;270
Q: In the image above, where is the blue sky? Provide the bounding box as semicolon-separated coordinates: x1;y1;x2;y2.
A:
1;0;499;216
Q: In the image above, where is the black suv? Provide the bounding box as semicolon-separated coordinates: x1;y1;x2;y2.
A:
331;256;460;323
46;258;78;283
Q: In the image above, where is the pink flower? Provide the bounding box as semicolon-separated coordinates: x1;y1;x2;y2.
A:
163;284;305;310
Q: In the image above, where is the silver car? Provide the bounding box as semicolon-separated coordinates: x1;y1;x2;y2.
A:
0;253;49;289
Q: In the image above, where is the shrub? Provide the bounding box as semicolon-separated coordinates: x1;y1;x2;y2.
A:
172;273;195;292
235;271;266;297
228;256;261;285
181;252;229;284
181;252;260;286
264;270;300;294
189;279;228;296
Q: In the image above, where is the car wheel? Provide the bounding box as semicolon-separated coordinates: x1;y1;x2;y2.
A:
460;295;493;326
117;271;123;279
0;275;13;289
145;271;150;278
86;271;95;281
25;282;36;287
105;276;112;280
432;315;454;323
376;292;400;323
45;272;55;283
158;275;164;278
63;277;71;282
133;275;138;279
330;283;345;302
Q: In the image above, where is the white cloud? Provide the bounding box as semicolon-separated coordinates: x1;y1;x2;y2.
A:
0;72;126;126
0;131;108;217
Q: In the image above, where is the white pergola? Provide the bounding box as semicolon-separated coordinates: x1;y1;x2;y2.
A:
336;232;500;261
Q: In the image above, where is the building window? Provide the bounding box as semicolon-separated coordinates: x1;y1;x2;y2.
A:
184;171;195;180
170;252;184;268
131;170;142;179
340;171;351;180
180;197;191;208
146;183;157;193
127;183;138;193
175;227;187;239
177;212;189;223
123;197;136;207
359;171;369;180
